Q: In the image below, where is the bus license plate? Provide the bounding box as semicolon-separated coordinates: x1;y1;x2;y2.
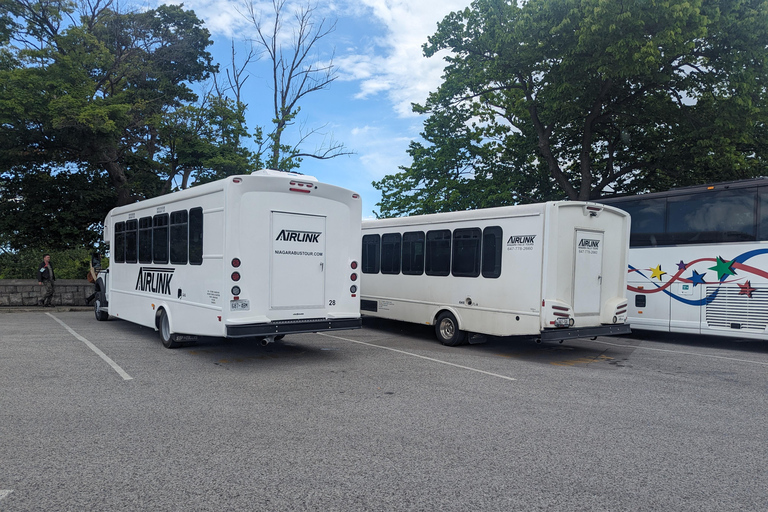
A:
555;317;570;327
230;299;250;311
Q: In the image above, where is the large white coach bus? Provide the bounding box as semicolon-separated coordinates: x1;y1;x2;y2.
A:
360;202;631;345
94;170;362;348
599;178;768;340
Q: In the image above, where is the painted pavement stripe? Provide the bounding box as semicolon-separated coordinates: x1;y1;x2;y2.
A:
318;333;516;382
47;313;134;380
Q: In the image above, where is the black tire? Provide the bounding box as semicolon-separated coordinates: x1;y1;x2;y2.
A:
94;292;109;321
158;309;181;349
435;311;467;346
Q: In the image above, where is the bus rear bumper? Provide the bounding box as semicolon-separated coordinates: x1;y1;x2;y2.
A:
226;317;362;338
540;323;631;342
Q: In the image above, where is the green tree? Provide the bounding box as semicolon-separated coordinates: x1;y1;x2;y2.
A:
0;1;218;208
375;0;768;216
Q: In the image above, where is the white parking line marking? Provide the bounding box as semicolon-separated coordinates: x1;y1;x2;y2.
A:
591;339;768;366
0;490;12;500
47;314;133;381
318;333;517;382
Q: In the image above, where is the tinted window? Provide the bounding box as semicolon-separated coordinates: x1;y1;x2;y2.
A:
381;233;401;274
170;210;188;265
153;214;169;264
482;226;502;278
452;228;481;277
426;230;451;276
114;222;126;263
125;219;138;263
189;207;203;265
362;234;380;274
139;217;152;264
611;198;666;247
667;189;756;244
402;231;425;275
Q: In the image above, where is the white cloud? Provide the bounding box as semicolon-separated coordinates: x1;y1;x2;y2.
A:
336;0;468;117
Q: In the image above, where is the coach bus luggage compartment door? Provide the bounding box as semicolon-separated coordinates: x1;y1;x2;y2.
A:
270;212;326;309
573;230;604;315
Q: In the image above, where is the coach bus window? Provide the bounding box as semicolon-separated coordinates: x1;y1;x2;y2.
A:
426;230;451;276
189;207;204;265
125;219;138;264
452;228;481;277
362;234;380;274
153;214;169;264
614;198;666;247
170;210;188;265
139;217;152;264
381;233;402;274
114;222;126;263
402;231;425;275
482;226;502;278
667;189;756;244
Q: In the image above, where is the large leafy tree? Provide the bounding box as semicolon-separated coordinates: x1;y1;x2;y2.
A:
0;0;259;250
375;0;768;216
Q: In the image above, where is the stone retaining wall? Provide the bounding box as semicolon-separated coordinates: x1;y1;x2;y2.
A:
0;279;94;306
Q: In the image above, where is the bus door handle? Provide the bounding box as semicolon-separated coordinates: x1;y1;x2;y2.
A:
320;262;324;272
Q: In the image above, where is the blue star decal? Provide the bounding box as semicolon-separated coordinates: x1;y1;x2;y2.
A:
687;270;706;287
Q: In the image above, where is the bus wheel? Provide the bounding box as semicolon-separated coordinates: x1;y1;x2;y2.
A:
158;310;181;349
94;293;109;322
435;311;467;346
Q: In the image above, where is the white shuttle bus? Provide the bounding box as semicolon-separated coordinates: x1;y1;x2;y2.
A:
95;170;362;348
360;202;631;345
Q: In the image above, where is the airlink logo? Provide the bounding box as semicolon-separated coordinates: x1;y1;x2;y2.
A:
507;235;536;245
275;230;321;243
579;239;600;249
135;267;174;295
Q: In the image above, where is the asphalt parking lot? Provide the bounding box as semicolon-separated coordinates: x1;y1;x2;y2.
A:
1;311;767;511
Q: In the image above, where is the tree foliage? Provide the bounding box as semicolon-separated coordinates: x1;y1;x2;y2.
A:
0;0;259;251
375;0;768;217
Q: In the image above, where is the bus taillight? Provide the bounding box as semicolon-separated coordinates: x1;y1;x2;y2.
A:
350;273;358;281
351;261;358;269
231;272;241;281
232;258;241;268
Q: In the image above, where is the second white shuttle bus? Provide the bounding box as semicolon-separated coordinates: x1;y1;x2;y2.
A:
95;170;362;347
360;202;631;345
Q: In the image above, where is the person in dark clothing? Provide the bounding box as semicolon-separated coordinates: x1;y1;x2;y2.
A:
38;254;55;307
85;253;101;305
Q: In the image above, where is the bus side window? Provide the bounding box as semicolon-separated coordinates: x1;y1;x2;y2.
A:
114;222;126;264
402;231;425;275
452;228;481;277
482;226;502;278
362;234;380;274
138;217;152;264
189;207;203;265
153;214;169;264
426;230;451;276
170;210;188;265
381;233;402;274
125;219;138;263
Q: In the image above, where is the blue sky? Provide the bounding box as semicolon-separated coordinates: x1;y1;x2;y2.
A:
146;0;472;217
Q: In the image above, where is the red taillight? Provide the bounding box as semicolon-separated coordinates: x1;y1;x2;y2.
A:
231;272;241;281
233;178;242;183
350;273;358;281
232;258;241;268
351;261;358;270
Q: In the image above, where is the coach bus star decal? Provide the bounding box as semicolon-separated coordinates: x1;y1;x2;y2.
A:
677;260;687;270
738;280;756;298
686;270;706;287
650;264;666;280
709;256;736;282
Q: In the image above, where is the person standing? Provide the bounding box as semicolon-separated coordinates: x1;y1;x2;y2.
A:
38;254;55;307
